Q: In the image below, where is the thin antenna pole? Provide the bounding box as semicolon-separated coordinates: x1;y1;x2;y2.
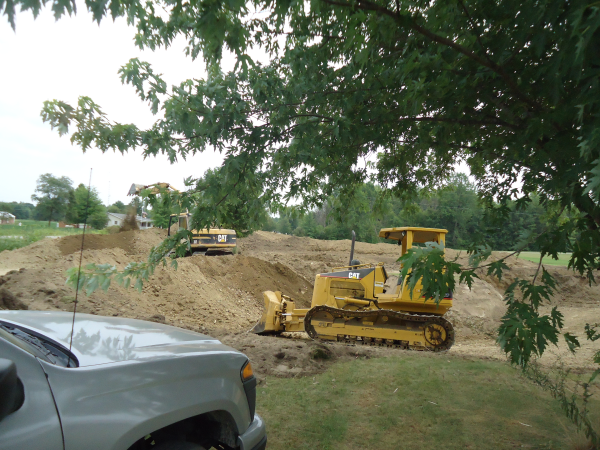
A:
68;168;93;364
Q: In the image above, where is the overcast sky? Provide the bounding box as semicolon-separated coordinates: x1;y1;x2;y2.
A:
0;6;231;206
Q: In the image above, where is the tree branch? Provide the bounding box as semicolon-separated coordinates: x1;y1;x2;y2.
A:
532;253;544;286
320;0;540;112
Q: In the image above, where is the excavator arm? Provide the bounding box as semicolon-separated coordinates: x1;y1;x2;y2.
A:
127;182;179;196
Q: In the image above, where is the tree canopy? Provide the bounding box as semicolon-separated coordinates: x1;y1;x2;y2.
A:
31;173;74;224
271;175;553;251
66;183;108;229
107;200;127;214
18;0;596;239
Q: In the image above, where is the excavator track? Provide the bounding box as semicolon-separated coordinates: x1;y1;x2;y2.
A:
304;305;455;351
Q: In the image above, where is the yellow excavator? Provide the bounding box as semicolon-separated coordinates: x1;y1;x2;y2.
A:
252;227;455;351
128;183;237;256
167;212;237;256
128;182;179;197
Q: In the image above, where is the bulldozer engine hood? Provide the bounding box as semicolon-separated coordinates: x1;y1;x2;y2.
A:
319;267;374;280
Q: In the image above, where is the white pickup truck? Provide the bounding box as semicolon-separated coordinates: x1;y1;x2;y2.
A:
0;311;267;450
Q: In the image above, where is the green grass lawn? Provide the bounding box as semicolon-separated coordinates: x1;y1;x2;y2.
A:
258;355;594;450
452;249;571;267
517;251;572;267
0;220;107;252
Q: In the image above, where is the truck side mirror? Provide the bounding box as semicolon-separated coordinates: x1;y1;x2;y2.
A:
0;359;24;422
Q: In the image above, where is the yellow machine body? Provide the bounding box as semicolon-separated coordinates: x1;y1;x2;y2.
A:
128;182;238;256
168;213;237;256
252;227;454;351
128;182;179;196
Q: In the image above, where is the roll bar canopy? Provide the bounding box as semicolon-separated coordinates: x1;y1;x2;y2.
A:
379;227;448;256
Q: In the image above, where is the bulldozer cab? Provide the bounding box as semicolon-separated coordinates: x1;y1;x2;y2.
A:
379;227;447;260
376;227;450;309
310;227;449;307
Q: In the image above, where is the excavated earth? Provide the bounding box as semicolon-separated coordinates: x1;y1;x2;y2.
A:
0;229;598;379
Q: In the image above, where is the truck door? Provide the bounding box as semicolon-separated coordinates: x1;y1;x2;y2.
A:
0;333;64;450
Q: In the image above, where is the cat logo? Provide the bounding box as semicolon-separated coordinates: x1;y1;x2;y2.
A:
348;272;360;279
217;235;227;243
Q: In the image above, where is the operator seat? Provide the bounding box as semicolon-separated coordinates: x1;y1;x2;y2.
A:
383;275;403;296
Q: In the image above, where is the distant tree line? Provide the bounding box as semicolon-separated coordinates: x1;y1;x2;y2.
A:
262;174;556;252
25;174;109;229
0;174;166;230
0;201;35;220
14;173;555;248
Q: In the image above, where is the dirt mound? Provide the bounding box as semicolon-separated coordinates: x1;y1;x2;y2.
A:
0;229;314;342
187;256;313;308
0;228;598;375
58;232;136;255
0;286;28;310
479;262;600;308
239;231;403;283
58;229;166;256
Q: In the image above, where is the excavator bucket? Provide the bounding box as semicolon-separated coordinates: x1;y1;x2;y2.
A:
251;291;283;334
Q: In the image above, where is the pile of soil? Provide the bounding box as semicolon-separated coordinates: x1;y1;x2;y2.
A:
0;229;598;377
58;231;142;256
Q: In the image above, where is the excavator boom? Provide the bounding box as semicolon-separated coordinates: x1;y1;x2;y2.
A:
128;182;179;196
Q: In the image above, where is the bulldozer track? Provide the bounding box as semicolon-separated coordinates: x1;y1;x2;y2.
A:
304;305;455;352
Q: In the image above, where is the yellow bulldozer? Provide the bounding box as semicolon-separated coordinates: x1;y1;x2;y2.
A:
128;183;237;256
252;227;455;351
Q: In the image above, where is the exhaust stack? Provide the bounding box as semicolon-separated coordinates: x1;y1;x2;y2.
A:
348;230;356;266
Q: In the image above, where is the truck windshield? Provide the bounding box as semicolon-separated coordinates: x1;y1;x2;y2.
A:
0;321;78;368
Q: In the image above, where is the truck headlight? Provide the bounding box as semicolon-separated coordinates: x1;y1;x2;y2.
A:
241;360;256;421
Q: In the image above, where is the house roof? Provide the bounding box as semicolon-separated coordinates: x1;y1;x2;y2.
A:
0;211;16;218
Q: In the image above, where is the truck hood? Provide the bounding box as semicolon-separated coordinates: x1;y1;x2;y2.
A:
0;311;231;367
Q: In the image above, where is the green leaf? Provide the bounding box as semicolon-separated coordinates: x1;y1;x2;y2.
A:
487;260;509;281
459;270;478;290
589;159;600;200
563;333;580;354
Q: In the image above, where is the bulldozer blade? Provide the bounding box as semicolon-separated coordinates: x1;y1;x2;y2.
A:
250;291;283;335
250;319;266;334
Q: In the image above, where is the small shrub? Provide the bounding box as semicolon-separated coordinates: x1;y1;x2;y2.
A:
120;209;139;232
106;226;121;234
311;346;333;360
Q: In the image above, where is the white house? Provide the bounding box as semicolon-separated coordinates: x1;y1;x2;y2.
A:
0;212;15;225
106;212;154;229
